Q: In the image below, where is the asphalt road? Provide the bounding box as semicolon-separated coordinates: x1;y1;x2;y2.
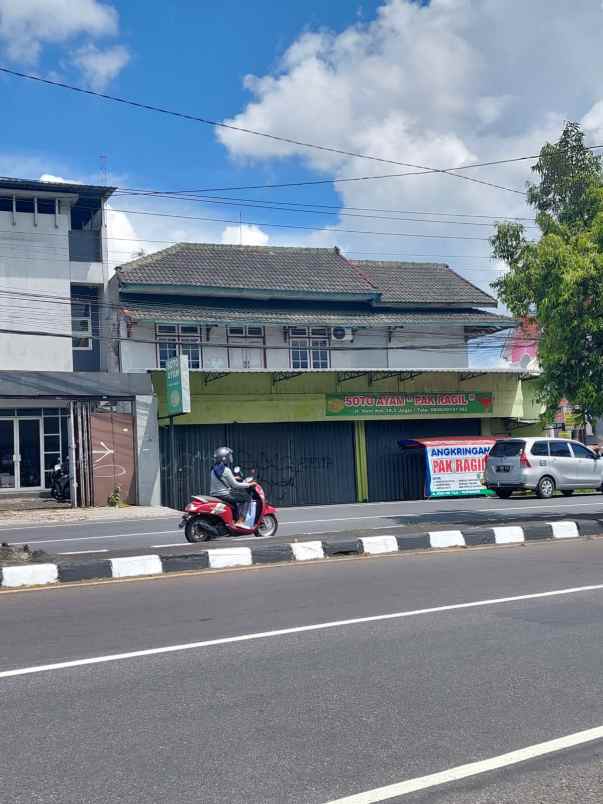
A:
1;540;603;802
2;493;603;556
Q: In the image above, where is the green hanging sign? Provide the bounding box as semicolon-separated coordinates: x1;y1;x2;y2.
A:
165;355;191;417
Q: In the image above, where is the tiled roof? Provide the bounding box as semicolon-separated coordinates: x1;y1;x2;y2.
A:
117;243;375;298
352;260;497;307
120;297;513;329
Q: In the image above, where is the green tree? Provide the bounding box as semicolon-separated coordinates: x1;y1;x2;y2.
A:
491;122;603;424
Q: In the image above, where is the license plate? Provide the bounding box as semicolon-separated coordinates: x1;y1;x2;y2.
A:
497;465;511;473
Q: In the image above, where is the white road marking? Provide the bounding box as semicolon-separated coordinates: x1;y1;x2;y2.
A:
429;530;465;549
291;540;325;561
110;555;162;579
360;535;399;555
10;530;177;546
323;724;603;803
2;498;602;548
58;549;109;555
283;499;603;526
549;521;580;539
0;564;58;588
1;498;602;537
0;517;177;533
1;582;602;679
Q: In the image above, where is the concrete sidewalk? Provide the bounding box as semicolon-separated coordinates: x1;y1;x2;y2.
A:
0;505;179;529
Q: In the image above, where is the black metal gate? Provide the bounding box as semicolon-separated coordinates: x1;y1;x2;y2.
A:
160;421;356;509
366;418;482;502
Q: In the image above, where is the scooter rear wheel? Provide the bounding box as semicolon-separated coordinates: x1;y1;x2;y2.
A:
185;518;213;543
256;514;278;538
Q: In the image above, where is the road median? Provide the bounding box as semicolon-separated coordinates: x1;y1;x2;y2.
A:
2;517;603;589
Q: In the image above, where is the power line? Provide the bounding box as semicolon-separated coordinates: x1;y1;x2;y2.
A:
0;288;520;344
0;217;493;243
0;324;528;353
4;66;601;204
109;194;538;223
0;65;526;196
101;202;539;230
116;169;525;196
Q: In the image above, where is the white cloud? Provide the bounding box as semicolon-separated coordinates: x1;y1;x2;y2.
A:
39;173;81;184
221;224;269;246
216;0;603;303
0;0;129;85
0;0;117;60
71;43;130;90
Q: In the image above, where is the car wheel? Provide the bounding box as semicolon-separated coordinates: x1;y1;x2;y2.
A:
495;489;513;499
536;476;555;499
561;489;574;497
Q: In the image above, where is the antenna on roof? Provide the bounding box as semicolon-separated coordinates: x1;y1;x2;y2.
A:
99;154;109;185
239;210;242;245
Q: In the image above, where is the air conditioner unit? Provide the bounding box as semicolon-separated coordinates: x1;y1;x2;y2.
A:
331;326;354;342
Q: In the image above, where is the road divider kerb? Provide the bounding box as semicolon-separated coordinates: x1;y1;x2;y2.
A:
1;519;602;589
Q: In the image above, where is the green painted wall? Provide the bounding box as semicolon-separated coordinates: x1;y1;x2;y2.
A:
152;370;543;426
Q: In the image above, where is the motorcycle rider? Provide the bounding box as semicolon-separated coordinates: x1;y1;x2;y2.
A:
210;447;254;525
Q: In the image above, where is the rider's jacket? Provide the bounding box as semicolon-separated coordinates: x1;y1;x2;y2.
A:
210;464;251;498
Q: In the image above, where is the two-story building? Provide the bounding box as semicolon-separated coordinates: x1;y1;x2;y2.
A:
0;177;160;506
111;242;542;507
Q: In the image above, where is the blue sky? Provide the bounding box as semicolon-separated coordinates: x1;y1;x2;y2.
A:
2;0;603;368
3;1;383;201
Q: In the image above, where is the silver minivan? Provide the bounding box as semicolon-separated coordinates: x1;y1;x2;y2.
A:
484;437;603;499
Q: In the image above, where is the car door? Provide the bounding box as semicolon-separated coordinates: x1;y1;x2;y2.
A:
570;442;601;487
548;440;574;487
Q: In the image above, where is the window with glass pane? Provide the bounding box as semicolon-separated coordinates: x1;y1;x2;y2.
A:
228;325;264;339
290;339;309;369
156;324;202;368
571;442;595;459
71;302;92;350
180;339;201;369
311;338;329;369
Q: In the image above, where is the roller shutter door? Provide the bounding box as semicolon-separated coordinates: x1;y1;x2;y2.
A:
161;421;356;508
366;419;482;502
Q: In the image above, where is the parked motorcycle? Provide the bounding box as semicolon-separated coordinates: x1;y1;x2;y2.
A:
179;472;278;542
50;459;70;502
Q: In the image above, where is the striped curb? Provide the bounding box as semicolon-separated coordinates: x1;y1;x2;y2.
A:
0;519;601;589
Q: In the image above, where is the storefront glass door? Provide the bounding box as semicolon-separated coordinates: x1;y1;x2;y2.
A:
0;418;43;491
0;419;16;489
18;419;42;488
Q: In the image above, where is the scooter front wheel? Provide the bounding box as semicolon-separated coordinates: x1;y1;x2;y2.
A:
256;514;278;538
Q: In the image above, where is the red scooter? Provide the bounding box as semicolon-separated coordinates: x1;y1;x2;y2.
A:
179;473;278;543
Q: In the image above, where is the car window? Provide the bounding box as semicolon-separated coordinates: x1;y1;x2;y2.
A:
530;441;549;456
489;440;525;457
571;443;595;459
550;440;571;457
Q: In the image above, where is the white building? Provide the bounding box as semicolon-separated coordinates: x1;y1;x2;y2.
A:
0;177;160;505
